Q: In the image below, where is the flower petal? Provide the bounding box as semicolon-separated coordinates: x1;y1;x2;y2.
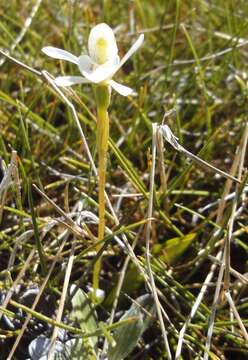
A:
109;80;134;96
82;66;115;83
42;46;78;64
82;56;120;83
54;76;89;87
119;34;144;68
77;55;93;74
88;23;118;65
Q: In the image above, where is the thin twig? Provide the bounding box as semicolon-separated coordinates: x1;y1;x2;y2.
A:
203;254;225;360
159;124;241;184
223;123;248;291
0;49;42;76
48;244;75;359
0;152;14;222
157;129;168;195
225;291;248;342
146;123;172;359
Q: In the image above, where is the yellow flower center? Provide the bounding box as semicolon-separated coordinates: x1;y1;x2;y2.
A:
96;38;107;48
95;37;109;64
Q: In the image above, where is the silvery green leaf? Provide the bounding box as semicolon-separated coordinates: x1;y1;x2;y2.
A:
68;338;90;360
70;288;98;358
28;335;64;360
28;336;51;360
108;294;154;360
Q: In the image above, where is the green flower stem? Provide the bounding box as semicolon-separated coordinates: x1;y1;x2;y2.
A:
93;85;110;296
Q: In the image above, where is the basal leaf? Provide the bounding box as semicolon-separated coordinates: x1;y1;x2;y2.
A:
70;288;98;358
152;233;196;265
108;294;154;360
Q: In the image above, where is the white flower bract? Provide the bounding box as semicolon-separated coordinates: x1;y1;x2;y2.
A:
42;23;144;96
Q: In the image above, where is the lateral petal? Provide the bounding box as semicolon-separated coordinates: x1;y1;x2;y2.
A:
42;46;78;64
119;34;144;68
54;76;89;87
77;55;93;74
109;80;134;96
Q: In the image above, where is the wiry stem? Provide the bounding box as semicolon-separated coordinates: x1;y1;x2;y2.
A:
93;86;110;297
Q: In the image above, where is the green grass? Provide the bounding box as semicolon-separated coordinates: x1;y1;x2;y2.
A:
0;0;248;359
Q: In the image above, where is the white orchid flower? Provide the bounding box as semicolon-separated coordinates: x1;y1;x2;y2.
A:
42;23;144;96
